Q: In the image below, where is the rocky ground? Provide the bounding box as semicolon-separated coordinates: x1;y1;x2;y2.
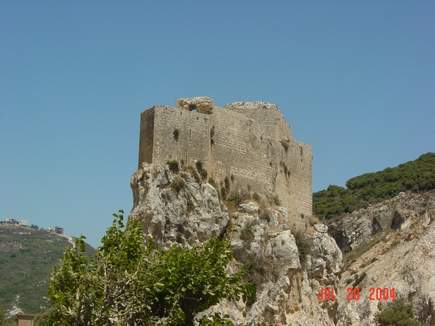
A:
332;191;435;326
130;163;435;325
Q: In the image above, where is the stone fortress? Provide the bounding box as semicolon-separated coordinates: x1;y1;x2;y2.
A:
138;97;312;228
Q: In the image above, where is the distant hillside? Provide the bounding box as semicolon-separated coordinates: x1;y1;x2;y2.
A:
314;152;435;219
0;223;94;315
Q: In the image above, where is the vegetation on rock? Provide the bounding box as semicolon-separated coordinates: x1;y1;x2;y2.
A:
43;211;250;325
375;299;419;326
314;153;435;219
167;160;180;173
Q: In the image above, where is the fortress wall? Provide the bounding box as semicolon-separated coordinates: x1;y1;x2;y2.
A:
138;108;155;166
265;138;312;229
138;101;312;230
284;142;312;222
225;104;292;141
151;107;210;167
208;109;274;194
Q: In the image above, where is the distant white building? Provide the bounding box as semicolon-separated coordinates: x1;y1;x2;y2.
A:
0;218;19;225
0;218;29;226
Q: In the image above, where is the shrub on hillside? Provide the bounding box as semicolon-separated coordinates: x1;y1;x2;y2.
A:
171;175;186;193
167;160;180;173
44;211;251;325
375;299;419;326
314;153;435;219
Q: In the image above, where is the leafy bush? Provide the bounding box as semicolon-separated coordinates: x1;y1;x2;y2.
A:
200;169;208;180
44;211;249;325
167;160;180;173
198;313;233;326
171;175;186;193
314;153;435;219
186;165;201;184
242;282;257;307
376;299;419;326
227;192;242;207
195;161;208;180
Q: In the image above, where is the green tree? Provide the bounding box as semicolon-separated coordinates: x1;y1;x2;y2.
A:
314;153;435;219
44;211;249;325
375;299;419;326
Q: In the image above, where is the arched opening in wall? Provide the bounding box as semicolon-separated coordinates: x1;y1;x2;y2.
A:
372;217;382;235
391;211;404;230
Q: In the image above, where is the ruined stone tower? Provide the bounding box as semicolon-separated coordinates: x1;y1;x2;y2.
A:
138;97;312;228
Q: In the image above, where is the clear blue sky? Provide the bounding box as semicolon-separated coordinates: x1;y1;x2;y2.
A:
1;1;434;247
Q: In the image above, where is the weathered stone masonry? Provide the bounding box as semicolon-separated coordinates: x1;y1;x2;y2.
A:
138;97;312;228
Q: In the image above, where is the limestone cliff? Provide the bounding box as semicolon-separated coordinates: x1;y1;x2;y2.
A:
330;191;435;326
130;101;434;326
130;163;342;325
130;162;435;325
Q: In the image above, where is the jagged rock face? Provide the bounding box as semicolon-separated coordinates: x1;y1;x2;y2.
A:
130;164;343;325
130;165;435;325
328;191;434;252
130;163;228;247
307;224;343;286
130;164;435;326
335;191;435;326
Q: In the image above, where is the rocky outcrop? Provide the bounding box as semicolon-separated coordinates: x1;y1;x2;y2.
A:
130;163;435;325
335;191;435;326
307;224;343;286
130;162;228;247
328;191;434;252
130;163;342;325
176;96;214;114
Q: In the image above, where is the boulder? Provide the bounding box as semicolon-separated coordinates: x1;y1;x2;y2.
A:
176;96;214;114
